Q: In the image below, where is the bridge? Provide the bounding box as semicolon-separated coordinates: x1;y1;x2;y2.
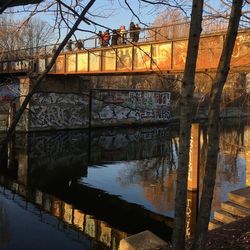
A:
0;17;250;75
0;17;250;133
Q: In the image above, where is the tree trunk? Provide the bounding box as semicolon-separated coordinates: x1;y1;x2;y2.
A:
0;0;96;162
172;1;203;249
191;1;243;249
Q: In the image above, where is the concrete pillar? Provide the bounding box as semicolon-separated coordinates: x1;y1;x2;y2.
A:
186;124;200;238
246;150;250;186
186;191;198;239
16;76;30;131
244;125;250;186
188;124;200;191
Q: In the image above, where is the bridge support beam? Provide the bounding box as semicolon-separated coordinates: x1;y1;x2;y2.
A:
186;124;200;238
245;125;250;187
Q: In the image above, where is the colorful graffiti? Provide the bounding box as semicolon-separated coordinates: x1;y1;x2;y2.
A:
152;43;172;70
117;47;132;70
134;45;151;70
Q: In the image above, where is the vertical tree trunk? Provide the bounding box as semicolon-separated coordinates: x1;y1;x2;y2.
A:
0;0;96;161
172;1;204;249
192;1;243;249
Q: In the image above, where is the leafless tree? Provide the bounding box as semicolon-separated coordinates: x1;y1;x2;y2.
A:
191;1;244;249
171;1;204;249
0;1;248;250
0;16;53;59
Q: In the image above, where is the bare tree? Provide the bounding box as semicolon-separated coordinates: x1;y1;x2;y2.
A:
0;1;248;249
22;18;54;48
0;16;53;58
150;8;189;40
0;0;97;158
171;1;204;249
191;1;244;249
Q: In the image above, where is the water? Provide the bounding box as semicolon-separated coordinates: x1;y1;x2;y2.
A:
0;119;248;249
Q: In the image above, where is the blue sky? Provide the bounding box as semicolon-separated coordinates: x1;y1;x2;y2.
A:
4;0;232;42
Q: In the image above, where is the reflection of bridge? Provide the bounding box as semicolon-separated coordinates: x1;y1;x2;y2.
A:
0;177;128;249
0;26;250;75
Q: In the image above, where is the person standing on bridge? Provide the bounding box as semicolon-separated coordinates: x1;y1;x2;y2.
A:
102;30;110;47
134;24;141;43
119;25;127;44
52;45;57;54
129;22;136;42
75;40;83;50
111;29;119;46
66;39;73;51
98;31;104;47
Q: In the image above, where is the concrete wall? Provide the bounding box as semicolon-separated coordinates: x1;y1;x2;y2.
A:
27;89;171;131
29;92;89;130
1;70;249;132
91;89;171;127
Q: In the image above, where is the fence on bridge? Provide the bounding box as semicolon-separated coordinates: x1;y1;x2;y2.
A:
0;15;249;74
0;15;242;61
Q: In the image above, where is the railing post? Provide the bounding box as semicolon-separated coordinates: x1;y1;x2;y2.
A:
115;48;118;72
171;41;174;70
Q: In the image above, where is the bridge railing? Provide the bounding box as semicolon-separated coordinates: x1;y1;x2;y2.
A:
0;15;238;62
0;15;249;73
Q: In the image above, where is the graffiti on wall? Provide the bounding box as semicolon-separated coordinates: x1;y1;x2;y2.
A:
0;81;20;115
0;82;19;102
29;92;89;129
92;90;171;126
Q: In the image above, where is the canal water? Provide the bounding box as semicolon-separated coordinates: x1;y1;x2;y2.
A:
0;119;248;249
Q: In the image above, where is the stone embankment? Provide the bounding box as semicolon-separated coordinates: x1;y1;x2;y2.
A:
209;187;250;230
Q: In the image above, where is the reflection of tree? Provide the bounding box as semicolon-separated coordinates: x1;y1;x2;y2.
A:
200;123;246;211
200;123;244;186
218;124;244;183
0;198;10;245
116;156;177;213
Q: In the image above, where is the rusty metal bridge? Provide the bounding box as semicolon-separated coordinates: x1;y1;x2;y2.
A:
0;16;250;75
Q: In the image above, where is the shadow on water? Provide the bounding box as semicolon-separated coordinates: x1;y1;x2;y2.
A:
0;119;249;249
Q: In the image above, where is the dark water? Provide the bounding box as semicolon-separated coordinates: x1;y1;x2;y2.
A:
0;119;248;249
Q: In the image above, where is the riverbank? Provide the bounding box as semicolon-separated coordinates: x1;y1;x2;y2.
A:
186;216;250;249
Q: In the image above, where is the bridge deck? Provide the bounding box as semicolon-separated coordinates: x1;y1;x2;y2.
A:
0;29;250;75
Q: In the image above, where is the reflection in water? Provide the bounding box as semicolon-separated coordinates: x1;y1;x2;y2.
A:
0;120;249;249
210;121;247;212
0;196;10;246
0;180;126;250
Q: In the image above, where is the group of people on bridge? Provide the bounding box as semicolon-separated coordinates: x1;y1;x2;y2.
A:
60;22;141;53
98;22;141;47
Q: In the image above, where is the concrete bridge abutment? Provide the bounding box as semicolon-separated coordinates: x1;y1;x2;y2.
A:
0;70;250;132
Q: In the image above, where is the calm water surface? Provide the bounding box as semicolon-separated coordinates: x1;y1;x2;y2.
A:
0;119;248;249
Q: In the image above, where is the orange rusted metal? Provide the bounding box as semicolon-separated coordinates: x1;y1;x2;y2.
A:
1;29;250;75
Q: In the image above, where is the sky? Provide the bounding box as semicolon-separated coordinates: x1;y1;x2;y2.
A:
2;0;241;43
